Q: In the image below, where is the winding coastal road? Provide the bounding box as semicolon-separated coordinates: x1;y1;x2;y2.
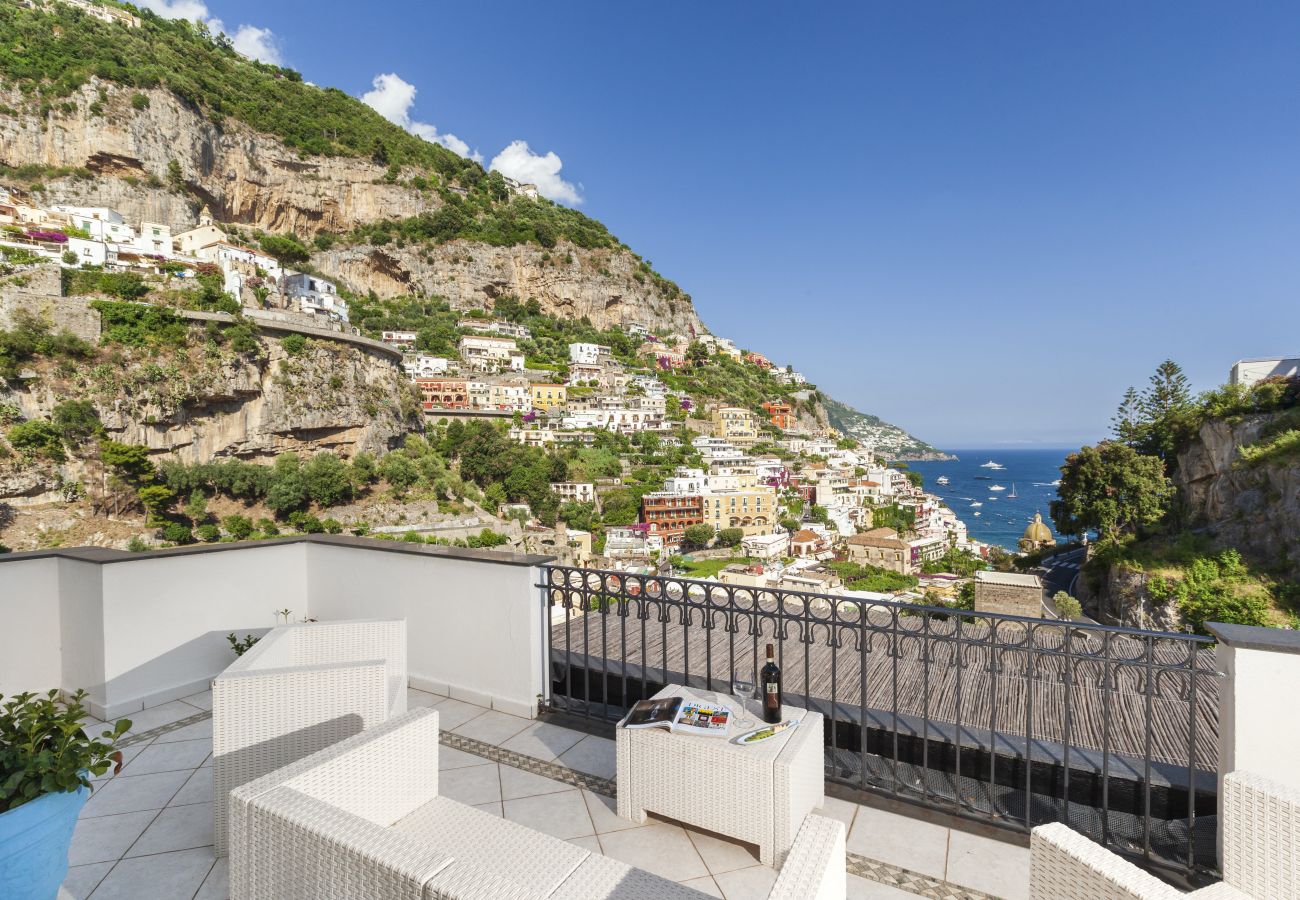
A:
1040;546;1086;598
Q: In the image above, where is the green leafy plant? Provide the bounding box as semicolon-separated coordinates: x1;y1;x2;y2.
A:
226;633;260;656
0;689;130;813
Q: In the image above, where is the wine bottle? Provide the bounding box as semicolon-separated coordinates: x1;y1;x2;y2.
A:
760;643;782;724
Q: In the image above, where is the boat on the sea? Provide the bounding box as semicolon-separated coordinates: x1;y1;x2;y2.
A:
973;512;982;517
980;460;1005;469
975;475;992;481
970;501;983;507
989;485;1006;492
936;476;950;485
1008;483;1018;498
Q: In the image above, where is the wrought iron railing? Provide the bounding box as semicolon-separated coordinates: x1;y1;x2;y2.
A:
539;564;1220;880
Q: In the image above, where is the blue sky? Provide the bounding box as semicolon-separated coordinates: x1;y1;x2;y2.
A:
150;1;1300;449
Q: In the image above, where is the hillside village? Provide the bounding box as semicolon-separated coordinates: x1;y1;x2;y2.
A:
0;191;1009;611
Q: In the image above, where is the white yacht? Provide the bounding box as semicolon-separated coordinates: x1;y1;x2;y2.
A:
970;501;983;507
989;485;1006;492
936;476;950;485
980;460;1004;469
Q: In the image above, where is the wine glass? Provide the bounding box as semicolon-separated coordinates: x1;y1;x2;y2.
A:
731;672;755;729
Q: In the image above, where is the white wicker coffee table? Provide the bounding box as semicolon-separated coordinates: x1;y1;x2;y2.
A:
616;683;825;866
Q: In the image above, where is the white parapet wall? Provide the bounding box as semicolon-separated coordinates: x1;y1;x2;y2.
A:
0;537;554;720
305;540;547;718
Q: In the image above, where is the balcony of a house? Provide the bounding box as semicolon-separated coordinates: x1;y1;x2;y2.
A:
0;537;1295;900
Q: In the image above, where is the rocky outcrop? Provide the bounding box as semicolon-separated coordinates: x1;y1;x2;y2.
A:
1076;562;1182;631
1;304;418;475
98;338;416;463
315;240;704;334
0;82;705;335
0;83;424;234
1175;414;1300;565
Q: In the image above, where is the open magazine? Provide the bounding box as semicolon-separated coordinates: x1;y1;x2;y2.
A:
620;696;731;737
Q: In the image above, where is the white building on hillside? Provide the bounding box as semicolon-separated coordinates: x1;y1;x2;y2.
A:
460;335;524;372
284;273;347;322
1230;357;1300;387
569;342;612;366
403;355;450;378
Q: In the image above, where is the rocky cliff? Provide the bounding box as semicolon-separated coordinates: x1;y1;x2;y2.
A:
0;82;703;334
1175;413;1300;565
0;279;417;469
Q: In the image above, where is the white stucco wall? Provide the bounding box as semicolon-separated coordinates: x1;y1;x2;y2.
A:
1217;642;1300;793
305;542;545;717
96;542;308;717
0;557;64;696
0;539;548;721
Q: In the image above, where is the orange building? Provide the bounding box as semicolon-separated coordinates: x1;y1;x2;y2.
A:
640;493;705;547
415;378;469;411
762;400;794;430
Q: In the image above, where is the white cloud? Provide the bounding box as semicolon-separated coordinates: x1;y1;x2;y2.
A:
361;73;481;163
229;25;282;65
136;0;210;17
489;140;582;205
136;1;282;65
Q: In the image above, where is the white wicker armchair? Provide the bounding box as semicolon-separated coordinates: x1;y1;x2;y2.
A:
229;708;847;900
1029;771;1300;900
212;618;407;855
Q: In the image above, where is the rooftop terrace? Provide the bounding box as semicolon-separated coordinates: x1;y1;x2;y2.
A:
1;535;1296;899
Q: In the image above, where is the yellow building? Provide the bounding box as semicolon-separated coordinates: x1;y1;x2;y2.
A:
702;487;777;535
530;383;568;413
711;407;760;445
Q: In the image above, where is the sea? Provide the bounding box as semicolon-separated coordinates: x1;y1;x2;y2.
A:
906;448;1073;551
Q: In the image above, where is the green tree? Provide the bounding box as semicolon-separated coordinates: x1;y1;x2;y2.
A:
136;484;177;525
51;400;102;445
1111;360;1195;467
350;452;377;487
265;454;309;516
1050;442;1173;540
681;524;714;551
183;488;209;525
379;453;418;494
99;440;156;484
222;514;254;540
1053;592;1083;620
7;420;64;462
483;482;507;513
686;341;710;366
716;527;744;548
302;452;352;507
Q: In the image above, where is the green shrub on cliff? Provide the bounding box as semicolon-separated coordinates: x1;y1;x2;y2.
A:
0;310;95;379
1147;550;1271;635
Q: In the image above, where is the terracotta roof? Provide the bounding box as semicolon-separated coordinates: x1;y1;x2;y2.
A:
791;529;821;543
846;527;906;549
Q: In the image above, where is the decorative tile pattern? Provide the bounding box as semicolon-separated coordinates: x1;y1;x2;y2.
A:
442;724;999;900
92;704;1004;900
118;709;213;748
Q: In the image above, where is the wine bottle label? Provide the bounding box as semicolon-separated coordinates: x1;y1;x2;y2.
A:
765;683;778;695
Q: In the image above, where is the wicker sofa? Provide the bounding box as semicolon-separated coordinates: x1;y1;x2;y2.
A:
1029;771;1300;899
212;618;408;855
229;708;848;900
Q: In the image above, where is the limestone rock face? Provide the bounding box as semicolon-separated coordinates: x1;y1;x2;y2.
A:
0;83;423;234
1175;413;1300;565
315;240;704;334
1;82;705;335
1077;564;1183;631
97;340;416;464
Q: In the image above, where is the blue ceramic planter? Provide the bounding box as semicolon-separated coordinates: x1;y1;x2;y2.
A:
0;783;89;900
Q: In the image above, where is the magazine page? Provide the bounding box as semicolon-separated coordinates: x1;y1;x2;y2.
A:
622;696;683;729
671;700;732;737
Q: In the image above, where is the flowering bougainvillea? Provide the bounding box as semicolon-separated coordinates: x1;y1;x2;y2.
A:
25;230;67;243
